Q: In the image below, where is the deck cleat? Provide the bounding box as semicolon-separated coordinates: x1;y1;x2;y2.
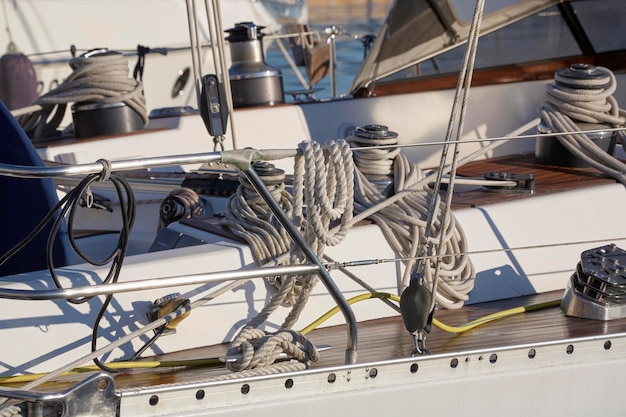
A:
562;244;626;320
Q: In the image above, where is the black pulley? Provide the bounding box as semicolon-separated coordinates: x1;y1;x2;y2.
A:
399;276;433;334
199;74;228;137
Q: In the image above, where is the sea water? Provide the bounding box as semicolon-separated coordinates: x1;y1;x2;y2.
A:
265;16;387;102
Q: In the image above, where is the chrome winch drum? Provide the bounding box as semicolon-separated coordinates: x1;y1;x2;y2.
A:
562;244;626;320
226;22;284;108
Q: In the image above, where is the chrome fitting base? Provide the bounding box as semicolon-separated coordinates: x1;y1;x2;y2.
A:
561;244;626;320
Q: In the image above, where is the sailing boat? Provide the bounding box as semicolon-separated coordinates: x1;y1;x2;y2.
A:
1;0;626;416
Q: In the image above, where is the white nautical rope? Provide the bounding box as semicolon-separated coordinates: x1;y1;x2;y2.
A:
347;132;475;309
17;53;148;139
347;131;400;177
0;406;21;417
292;140;354;251
222;169;293;294
223;140;354;372
540;66;626;185
225;328;318;372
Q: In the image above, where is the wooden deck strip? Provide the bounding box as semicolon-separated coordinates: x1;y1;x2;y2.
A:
103;290;626;391
25;289;626;394
451;153;616;209
360;51;626;97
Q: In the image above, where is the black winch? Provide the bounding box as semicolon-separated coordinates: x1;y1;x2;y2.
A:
225;22;284;108
72;101;144;138
535;64;617;168
71;49;145;138
562;244;626;320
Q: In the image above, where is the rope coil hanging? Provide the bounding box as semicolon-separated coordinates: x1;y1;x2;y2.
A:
17;51;148;140
221;141;354;372
347;129;475;309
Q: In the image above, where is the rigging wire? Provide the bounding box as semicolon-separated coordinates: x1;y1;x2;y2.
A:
325;234;626;270
415;0;485;315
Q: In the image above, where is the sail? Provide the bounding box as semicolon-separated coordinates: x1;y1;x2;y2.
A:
350;0;562;94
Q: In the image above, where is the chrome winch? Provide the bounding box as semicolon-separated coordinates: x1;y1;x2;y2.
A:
225;22;284;108
562;244;626;320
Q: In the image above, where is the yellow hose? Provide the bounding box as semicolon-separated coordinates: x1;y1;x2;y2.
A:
0;358;219;384
0;293;560;384
299;292;561;335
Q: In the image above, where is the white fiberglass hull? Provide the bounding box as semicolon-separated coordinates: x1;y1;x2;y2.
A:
1;178;625;376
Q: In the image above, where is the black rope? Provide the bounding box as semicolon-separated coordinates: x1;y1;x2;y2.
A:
130;326;166;361
0;168;136;373
45;171;135;303
133;45;150;81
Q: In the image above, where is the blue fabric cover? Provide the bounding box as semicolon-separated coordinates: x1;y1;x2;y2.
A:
0;100;70;276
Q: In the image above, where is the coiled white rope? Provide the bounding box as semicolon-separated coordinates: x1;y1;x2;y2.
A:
222;168;293;283
222;140;354;372
540;66;626;185
225;328;318;373
347;129;400;177
0;406;21;417
16;52;148;140
347;133;475;309
292;140;355;251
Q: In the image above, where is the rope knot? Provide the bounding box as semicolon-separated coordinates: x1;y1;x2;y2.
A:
226;328;318;372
